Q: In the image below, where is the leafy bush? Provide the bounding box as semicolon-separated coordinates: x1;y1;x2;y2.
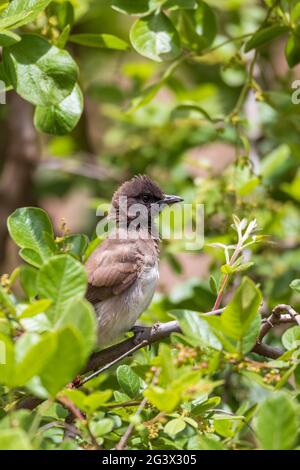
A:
0;0;300;451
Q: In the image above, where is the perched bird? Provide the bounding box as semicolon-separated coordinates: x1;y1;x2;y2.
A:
85;175;183;348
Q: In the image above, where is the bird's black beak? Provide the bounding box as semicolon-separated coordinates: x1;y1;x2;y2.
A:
158;194;184;206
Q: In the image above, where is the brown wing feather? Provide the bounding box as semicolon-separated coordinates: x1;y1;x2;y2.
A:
85;238;142;303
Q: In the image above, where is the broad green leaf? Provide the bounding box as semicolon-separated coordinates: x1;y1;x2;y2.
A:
34;84;83;135
241;312;261;354
282;326;300;350
63;234;89;260
220;277;262;342
82;390;112;413
37;255;87;323
19;299;52;319
191;396;221;416
0;0;51;31
260;144;291;182
245;25;288;52
0;428;32;450
130;12;181;62
290;279;300;293
144;386;179;412
19;248;44;268
157;343;176;385
55;299;97;357
164;418;186;436
14;332;56;386
40;326;85;396
69;34;129;50
0;333;14;386
0;30;20;46
3;34;78;106
171;310;222;350
187;434;224;450
117;365;141;398
7;207;55;264
255;393;298;450
111;0;157;15
19;265;37;300
90;418;114;437
285;32;300;68
180;2;217;52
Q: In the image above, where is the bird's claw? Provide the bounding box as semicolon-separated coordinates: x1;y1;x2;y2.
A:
131;325;151;344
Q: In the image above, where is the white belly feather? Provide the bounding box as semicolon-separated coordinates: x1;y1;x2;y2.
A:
95;263;159;347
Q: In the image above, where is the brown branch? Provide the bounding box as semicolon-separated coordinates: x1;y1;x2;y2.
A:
17;304;299;410
83;304;300;383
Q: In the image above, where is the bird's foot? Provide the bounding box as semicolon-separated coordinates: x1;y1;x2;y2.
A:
131;325;151;345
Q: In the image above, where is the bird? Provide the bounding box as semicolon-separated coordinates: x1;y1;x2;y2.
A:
85;175;183;348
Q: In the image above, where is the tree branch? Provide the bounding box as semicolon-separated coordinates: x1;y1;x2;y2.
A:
78;304;300;387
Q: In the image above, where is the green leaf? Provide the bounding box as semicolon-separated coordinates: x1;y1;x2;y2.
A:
69;34;129;50
130;12;181;62
209;275;218;295
285;32;300;68
7;207;55;264
191;396;221;416
0;30;20;46
14;332;56;386
19;299;52;319
48;1;74;29
19;265;37;300
171;310;222;350
117;365;141;398
63;234;89;260
290;279;300;293
179;2;217;52
55;299;97;357
0;0;52;31
19;248;44;268
34;84;83;135
111;0;157;16
40;326;85;396
220;277;262;342
37;255;87;323
90;418;114;437
0;286;16;317
187;434;224;450
255;393;298;450
164;0;197;10
144;387;179;412
3;34;78;106
164;418;186;436
0;428;32;450
170;104;216;122
0;333;15;386
282;326;300;350
245;25;288;52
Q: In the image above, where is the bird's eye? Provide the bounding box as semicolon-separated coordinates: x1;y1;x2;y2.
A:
142;194;151;203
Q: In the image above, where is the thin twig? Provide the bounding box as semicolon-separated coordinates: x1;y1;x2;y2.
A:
115;370;160;450
58;395;100;450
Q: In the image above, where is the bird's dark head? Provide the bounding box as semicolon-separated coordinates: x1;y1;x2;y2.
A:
112;175;183;219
